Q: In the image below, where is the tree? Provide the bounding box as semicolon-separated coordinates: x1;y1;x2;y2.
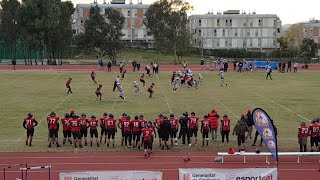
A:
277;36;288;50
75;6;124;64
0;0;21;59
300;38;320;58
283;23;304;49
145;0;193;61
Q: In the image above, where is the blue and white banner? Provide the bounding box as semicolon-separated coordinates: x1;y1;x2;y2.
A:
252;108;278;162
179;168;278;180
60;171;162;180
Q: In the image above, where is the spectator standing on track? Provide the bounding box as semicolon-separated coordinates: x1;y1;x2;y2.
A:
287;60;292;72
132;60;137;72
200;59;204;70
233;114;249;151
278;62;281;73
12;58;16;70
298;122;309;152
294;62;298;73
137;61;141;71
107;60;112;72
281;62;286;73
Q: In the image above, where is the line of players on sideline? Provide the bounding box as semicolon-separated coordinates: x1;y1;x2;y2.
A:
23;109;320;154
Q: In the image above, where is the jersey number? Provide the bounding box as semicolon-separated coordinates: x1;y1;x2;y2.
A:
124;122;130;127
134;122;139;127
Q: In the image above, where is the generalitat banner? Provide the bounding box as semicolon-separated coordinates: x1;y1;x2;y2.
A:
252;108;278;162
59;170;162;180
179;168;277;180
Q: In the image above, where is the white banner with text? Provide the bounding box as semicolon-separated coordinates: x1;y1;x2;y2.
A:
59;170;162;180
179;168;277;180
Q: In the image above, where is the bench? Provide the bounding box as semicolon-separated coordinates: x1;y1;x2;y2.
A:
217;152;320;164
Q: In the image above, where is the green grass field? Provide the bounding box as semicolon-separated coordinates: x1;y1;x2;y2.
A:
0;70;319;153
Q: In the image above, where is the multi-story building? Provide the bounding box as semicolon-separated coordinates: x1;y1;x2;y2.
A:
189;10;282;51
302;19;320;44
72;0;152;46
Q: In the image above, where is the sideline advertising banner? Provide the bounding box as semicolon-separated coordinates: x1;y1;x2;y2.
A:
179;168;277;180
252;108;278;162
59;170;162;180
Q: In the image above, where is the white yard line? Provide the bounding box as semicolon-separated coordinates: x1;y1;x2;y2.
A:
155;74;173;113
4;74;30;85
253;92;310;122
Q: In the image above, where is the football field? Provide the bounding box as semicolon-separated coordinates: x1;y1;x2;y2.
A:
0;69;319;152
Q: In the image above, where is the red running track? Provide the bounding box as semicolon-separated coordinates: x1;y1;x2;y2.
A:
1;64;320;71
1;152;320;180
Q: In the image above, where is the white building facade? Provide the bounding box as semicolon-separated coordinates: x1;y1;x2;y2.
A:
189;11;282;51
72;1;152;45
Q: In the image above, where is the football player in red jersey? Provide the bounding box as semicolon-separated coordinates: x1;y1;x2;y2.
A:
23;113;38;146
147;121;157;153
309;119;320;152
221;114;231;146
61;113;72;145
168;114;179;146
142;123;154;159
79;113;89;146
139;115;147;145
147;83;155;98
131;115;142;150
201;115;211;147
88;115;100;147
298;122;309;152
140;73;146;87
99;113;108;144
91;71;97;84
66;78;72;94
95;84;103;102
188;112;199;146
155;114;164;147
118;113;128;146
47;112;60;148
122;115;132;148
106;114;117;148
69;114;82;148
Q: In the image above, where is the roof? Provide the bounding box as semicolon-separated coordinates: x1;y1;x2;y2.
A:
76;3;150;9
190;13;280;19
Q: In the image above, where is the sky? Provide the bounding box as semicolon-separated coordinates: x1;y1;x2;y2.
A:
70;0;320;24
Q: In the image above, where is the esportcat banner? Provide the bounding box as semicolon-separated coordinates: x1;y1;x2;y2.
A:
59;170;162;180
252;108;278;162
179;168;277;180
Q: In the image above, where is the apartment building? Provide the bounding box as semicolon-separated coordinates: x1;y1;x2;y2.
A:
302;19;320;44
72;0;152;44
189;10;282;51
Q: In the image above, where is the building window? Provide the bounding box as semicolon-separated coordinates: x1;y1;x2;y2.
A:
217;19;220;26
230;19;232;26
194;39;197;44
225;40;228;46
277;28;280;33
198;29;201;36
225;19;228;26
214;29;217;37
198;20;201;27
258;39;261;46
222;29;225;37
134;9;137;16
255;31;258;37
258;19;262;26
229;42;232;47
274;20;276;26
250;22;253;27
80;19;83;24
235;32;238;37
217;41;220;47
250;39;253;47
247;31;250;36
243;41;246;47
127;10;131;17
243;23;246;26
194;29;196;33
